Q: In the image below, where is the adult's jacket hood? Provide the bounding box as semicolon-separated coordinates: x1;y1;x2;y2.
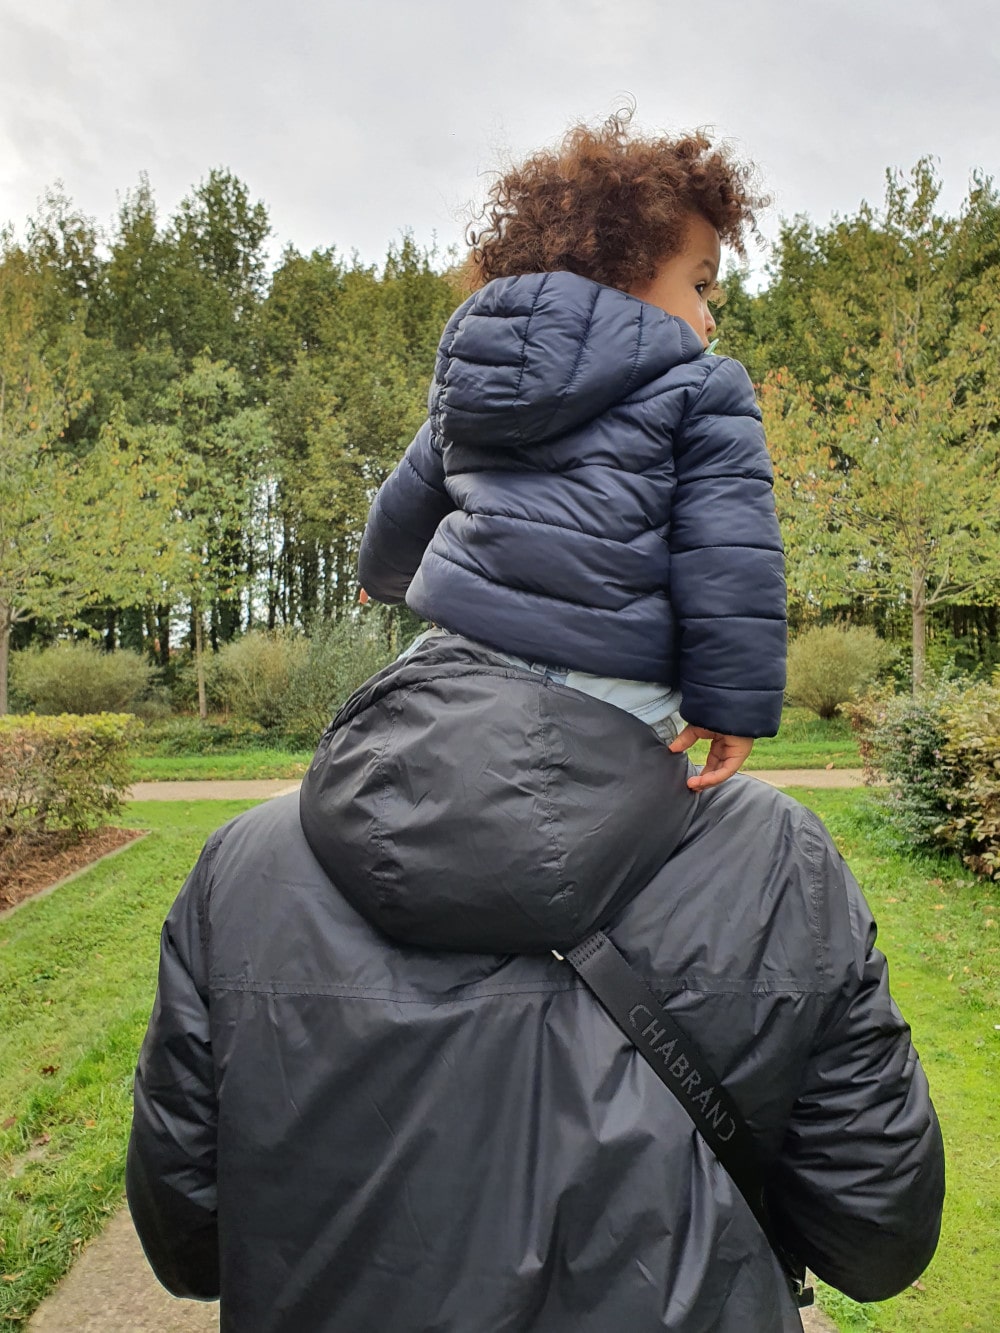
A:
128;641;944;1333
299;637;696;953
358;272;788;736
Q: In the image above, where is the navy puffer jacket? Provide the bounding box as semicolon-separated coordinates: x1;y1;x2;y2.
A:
358;271;787;737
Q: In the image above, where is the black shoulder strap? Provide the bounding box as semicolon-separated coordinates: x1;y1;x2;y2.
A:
564;930;813;1309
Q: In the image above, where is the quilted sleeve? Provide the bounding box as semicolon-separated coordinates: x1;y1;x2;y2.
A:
357;420;454;604
669;357;786;737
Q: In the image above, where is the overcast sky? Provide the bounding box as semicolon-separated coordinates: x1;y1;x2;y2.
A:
1;0;998;279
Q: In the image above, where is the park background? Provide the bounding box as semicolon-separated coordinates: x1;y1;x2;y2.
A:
2;0;999;1329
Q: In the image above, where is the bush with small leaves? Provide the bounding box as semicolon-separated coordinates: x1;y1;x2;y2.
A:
10;642;157;715
847;674;1000;880
213;631;309;732
0;713;137;875
280;617;397;748
786;625;895;719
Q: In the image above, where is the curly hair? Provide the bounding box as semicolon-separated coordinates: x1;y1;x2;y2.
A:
467;110;767;292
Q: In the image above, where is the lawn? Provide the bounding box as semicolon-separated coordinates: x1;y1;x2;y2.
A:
127;708;860;782
129;749;311;781
0;800;258;1330
1;786;993;1331
784;785;1000;1333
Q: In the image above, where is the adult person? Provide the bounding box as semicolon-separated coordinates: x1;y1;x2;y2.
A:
127;632;944;1332
128;114;943;1330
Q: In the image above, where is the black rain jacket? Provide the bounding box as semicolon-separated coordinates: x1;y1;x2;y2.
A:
127;637;944;1332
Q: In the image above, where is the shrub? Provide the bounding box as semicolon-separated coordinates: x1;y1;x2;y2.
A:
134;717;268;756
0;713;136;874
213;631;309;731
939;680;1000;880
10;642;157;715
847;675;1000;880
280;618;397;748
786;625;895;719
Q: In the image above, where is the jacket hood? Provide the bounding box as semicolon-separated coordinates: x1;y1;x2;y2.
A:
429;272;706;451
299;638;697;954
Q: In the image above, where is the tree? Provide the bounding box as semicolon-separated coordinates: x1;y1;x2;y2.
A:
0;246;182;711
760;163;1000;686
161;355;270;716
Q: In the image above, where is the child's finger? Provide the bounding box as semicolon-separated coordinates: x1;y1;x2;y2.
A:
667;725;700;753
685;746;742;791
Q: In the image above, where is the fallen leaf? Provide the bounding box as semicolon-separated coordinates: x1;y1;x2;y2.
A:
84;1119;96;1128
1;1116;16;1130
33;1133;50;1146
39;1065;58;1076
1;1274;23;1282
825;762;834;770
932;904;946;911
947;974;954;981
886;897;899;904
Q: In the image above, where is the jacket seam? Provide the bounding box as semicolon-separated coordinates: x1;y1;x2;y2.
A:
403;451;448;497
564;284;602;397
210;981;583;1002
621;301;646;397
671;543;783;554
447;508;668;543
535;687;575;933
426;545;667;607
513;276;549;446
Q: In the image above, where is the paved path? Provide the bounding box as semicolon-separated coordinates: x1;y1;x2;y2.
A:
28;1206;837;1331
128;771;865;802
128;778;303;802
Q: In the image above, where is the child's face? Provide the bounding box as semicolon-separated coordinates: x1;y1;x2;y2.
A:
628;214;722;348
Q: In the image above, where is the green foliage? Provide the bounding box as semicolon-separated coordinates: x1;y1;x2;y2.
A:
939;679;1000;880
849;676;1000;880
0;799;257;1327
0;714;136;870
134;716;267;755
213;630;309;732
279;616;397;747
756;165;1000;688
207;619;397;746
9;642;156;715
128;750;309;781
786;624;895;718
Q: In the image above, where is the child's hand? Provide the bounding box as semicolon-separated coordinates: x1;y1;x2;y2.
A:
668;727;754;792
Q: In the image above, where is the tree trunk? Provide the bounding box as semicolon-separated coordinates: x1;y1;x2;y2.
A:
912;567;927;693
195;610;208;720
0;604;11;715
156;604;171;667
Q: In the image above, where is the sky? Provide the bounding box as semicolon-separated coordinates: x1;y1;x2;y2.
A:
1;0;998;281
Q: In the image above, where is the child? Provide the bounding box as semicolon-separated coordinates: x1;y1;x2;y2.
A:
358;112;786;792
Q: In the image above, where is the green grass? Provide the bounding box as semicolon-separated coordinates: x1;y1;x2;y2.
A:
0;800;258;1329
687;706;861;769
3;787;993;1330
126;709;858;783
129;750;311;781
785;786;1000;1333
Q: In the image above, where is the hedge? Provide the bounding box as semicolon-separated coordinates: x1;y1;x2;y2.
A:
0;714;136;869
848;677;1000;880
